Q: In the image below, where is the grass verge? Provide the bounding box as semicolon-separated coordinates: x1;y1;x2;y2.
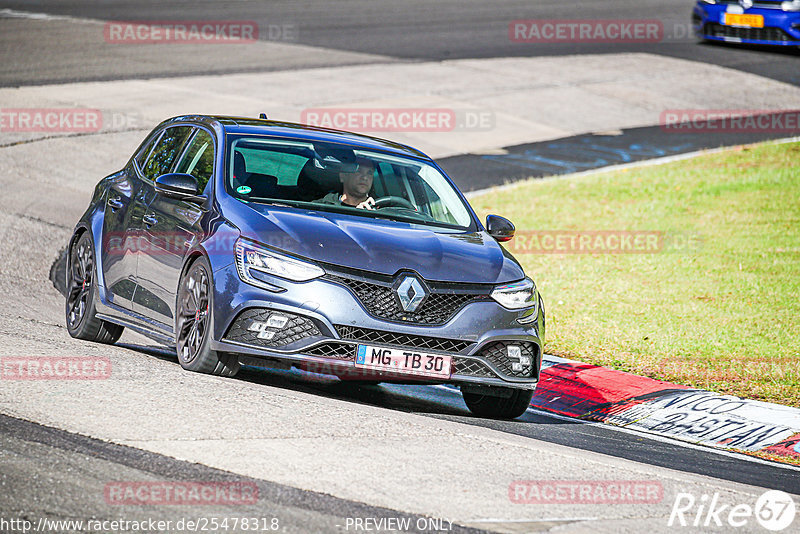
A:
472;140;800;406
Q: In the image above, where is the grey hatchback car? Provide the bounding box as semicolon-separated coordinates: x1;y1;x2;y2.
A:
65;115;545;419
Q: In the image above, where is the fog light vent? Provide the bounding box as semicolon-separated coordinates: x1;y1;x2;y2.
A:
508;345;524;371
225;309;321;347
247;313;290;339
508;345;533;373
266;314;289;328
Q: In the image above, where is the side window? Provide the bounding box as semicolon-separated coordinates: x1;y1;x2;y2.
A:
175;129;214;193
141;126;192;181
134;131;162;169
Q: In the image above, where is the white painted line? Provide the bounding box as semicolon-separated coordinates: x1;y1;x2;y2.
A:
465;135;800;199
464;517;597;523
0;8;101;24
431;381;800;471
542;353;579;365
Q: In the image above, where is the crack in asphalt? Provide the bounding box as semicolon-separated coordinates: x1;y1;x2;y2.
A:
0;127;150;149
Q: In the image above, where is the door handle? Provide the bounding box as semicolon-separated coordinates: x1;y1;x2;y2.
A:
107;197;124;211
143;214;158;227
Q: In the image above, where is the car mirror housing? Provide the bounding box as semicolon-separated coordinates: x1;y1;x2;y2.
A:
486;214;515;242
154;173;204;203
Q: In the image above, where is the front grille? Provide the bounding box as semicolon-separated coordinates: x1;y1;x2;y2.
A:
336;325;472;354
716;0;784;8
452;357;494;378
480;341;540;379
325;273;490;326
303;342;356;360
705;23;794;42
224;309;321;348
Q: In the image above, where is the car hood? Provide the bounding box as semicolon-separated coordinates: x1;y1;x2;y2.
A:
228;203;525;284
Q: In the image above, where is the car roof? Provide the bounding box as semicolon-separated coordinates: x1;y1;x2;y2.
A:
161;115;429;160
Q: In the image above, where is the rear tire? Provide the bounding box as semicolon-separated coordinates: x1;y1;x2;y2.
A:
175;256;239;377
462;386;533;419
65;232;124;344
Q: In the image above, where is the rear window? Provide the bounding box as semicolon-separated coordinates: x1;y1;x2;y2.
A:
233;148;306;186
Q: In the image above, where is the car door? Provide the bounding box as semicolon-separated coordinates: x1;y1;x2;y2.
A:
128;125;194;323
135;127;215;326
100;130;160;309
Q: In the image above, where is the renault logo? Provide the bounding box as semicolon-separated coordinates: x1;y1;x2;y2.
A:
740;0;753;8
394;275;428;313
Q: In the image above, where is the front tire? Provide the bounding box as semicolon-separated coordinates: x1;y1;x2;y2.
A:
65;232;124;344
175;256;239;377
462;386;533;419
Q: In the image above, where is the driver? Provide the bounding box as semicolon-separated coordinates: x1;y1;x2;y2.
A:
317;157;376;210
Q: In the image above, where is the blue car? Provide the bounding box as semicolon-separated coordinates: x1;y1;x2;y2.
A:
693;0;800;46
65;115;545;419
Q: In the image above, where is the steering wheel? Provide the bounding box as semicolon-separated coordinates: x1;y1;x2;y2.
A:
373;196;416;210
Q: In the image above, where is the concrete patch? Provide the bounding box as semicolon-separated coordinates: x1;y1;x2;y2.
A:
2;53;799;162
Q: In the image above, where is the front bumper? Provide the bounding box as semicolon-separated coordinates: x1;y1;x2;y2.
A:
209;262;544;389
693;4;800;45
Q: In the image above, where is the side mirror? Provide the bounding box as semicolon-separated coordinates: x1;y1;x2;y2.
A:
154;173;203;203
486;214;515;242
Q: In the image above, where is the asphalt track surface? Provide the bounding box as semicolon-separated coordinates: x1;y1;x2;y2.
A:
0;0;798;86
6;348;800;532
2;1;800;532
1;414;486;534
222;366;800;496
440;123;799;192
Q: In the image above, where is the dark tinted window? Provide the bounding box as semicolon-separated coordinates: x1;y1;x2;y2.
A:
134;131;162;169
175;129;215;193
142;126;192;181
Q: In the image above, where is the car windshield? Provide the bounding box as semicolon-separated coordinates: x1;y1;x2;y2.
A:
226;136;474;230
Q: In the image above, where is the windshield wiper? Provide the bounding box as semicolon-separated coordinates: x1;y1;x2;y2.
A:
249;198;298;209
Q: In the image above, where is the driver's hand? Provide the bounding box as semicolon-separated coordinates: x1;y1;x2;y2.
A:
356;197;375;210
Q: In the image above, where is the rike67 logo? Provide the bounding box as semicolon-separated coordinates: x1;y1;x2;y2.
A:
669;490;796;531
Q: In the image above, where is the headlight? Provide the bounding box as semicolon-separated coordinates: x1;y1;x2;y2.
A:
491;277;536;310
782;0;800;11
235;238;325;287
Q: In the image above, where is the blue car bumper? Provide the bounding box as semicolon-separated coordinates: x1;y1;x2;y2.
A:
207;261;545;389
693;3;800;46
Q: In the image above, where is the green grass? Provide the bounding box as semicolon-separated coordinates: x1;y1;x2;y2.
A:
471;141;800;406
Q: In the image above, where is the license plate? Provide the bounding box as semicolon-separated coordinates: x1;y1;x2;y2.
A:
723;14;764;28
355;345;452;379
